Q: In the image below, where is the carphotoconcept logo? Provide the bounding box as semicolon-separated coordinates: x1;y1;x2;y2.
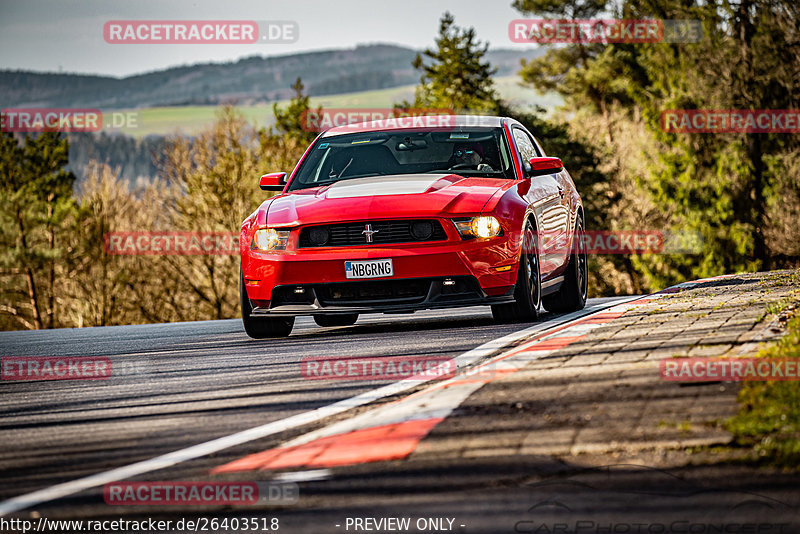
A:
103;20;298;44
661;109;800;133
2;357;112;381
104;232;240;256
513;464;796;533
299;108;455;132
508;19;703;44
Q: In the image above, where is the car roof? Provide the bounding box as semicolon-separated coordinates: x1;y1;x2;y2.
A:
321;115;507;137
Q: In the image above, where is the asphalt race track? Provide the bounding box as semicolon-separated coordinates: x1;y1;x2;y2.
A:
1;297;704;533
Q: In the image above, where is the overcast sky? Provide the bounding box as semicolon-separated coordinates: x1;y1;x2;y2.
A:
0;0;537;77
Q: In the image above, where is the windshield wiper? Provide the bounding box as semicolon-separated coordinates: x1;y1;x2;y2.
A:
425;168;502;175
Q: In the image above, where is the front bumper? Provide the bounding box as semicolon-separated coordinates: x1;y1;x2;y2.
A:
242;233;520;316
249;276;515;316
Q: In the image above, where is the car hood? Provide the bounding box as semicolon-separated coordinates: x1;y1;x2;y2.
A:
265;173;508;226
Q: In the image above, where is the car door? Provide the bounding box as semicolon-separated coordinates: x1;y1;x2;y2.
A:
511;126;570;275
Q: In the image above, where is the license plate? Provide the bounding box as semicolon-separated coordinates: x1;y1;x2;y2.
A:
344;259;393;279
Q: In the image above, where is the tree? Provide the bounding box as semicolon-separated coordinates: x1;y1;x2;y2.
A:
67;162;137;327
623;0;800;282
406;12;500;113
0;132;76;329
155;106;266;321
272;77;321;144
514;0;634;144
513;0;800;289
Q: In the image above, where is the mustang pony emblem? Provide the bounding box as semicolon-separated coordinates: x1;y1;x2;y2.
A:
362;224;379;243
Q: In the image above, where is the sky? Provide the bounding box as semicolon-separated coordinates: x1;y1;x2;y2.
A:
0;0;538;77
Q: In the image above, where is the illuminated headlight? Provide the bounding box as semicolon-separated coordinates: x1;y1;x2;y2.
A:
251;228;290;251
453;216;503;239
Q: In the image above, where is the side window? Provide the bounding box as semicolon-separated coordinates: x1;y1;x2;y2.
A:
512;127;542;174
513;128;535;162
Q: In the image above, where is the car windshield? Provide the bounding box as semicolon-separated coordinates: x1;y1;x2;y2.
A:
287;127;516;191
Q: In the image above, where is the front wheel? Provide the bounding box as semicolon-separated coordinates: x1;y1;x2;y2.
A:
542;215;588;313
314;314;359;327
240;269;294;338
492;220;541;323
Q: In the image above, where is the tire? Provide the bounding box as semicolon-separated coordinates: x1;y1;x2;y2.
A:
542;214;588;313
240;268;294;338
313;314;359;327
492;219;541;323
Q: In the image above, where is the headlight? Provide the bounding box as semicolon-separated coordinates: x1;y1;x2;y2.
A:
453;216;503;239
251;228;290;251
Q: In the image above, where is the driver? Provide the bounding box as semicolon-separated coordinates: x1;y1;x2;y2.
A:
450;142;494;171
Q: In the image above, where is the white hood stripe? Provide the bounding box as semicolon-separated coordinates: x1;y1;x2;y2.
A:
325;174;450;199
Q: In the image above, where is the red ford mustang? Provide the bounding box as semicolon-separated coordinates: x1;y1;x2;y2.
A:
240;115;587;338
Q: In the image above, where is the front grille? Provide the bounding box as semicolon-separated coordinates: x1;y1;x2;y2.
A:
299;219;447;248
316;279;431;306
267;276;486;309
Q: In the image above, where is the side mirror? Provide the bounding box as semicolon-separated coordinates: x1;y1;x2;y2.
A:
527;157;564;177
259;172;287;191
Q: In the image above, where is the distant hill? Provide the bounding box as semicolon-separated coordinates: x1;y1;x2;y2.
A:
0;44;542;109
1;43;549;185
63;74;563;185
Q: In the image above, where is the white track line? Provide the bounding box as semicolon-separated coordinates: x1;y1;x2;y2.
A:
261;296;648;452
0;297;636;516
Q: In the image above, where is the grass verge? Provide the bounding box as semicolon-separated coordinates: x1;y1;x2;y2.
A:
725;298;800;467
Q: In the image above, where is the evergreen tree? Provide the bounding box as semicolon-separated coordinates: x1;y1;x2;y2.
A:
624;0;800;281
407;12;500;113
513;0;800;287
272;77;321;143
0;132;76;329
